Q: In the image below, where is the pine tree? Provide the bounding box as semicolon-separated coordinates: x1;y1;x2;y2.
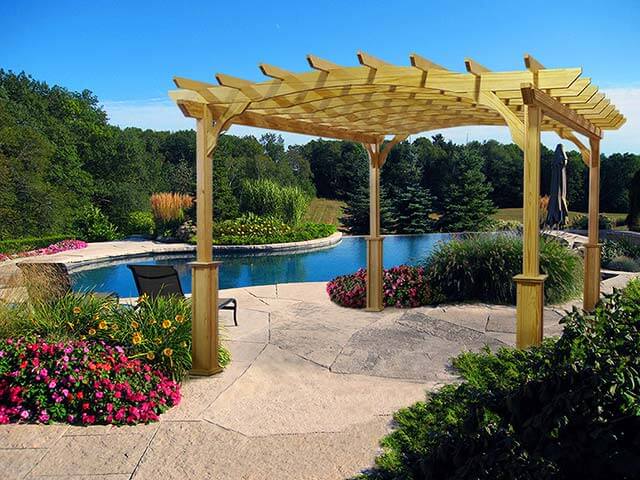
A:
628;169;640;232
392;185;436;233
439;147;496;232
341;182;394;234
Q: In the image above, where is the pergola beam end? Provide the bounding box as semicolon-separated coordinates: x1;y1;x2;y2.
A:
465;57;490;76
521;83;602;139
357;51;389;70
306;54;340;72
410;53;447;71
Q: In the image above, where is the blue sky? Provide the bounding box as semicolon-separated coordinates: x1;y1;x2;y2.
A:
2;0;639;153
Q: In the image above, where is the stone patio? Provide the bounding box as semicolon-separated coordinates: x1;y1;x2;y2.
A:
2;275;637;479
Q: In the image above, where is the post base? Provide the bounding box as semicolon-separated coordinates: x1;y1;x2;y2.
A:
365;236;384;312
189;261;223;376
514;274;547;349
583;243;602;311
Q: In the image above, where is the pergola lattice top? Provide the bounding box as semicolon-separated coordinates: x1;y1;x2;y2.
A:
170;52;625;149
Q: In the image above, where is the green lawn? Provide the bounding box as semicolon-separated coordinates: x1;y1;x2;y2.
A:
494;208;627;224
304;198;346;227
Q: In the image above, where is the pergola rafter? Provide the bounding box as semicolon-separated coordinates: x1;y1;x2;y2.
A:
170;52;625;375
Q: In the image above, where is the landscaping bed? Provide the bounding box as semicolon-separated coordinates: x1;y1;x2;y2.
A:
0;238;87;263
205;214;337;246
328;234;583;308
0;292;231;425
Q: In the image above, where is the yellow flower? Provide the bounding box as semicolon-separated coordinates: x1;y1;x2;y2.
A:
162;319;172;329
181;341;188;348
149;318;157;325
72;306;81;315
175;314;184;324
98;320;108;330
163;347;173;357
93;314;100;321
154;337;162;345
131;320;140;330
132;332;143;345
146;352;155;360
88;328;96;335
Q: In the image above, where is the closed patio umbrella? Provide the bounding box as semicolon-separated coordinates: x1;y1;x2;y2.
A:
545;144;570;228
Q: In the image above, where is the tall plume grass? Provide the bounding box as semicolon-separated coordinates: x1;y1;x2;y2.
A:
150;193;193;222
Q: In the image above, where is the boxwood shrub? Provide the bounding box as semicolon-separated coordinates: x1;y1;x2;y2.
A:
359;279;640;480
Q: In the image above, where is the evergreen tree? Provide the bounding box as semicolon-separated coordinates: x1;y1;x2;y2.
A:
628;169;640;232
392;185;436;234
341;182;394;234
439;147;496;232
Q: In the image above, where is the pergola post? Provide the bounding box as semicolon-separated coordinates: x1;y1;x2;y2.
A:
365;143;384;311
190;105;222;376
584;137;602;311
363;136;407;311
514;103;546;348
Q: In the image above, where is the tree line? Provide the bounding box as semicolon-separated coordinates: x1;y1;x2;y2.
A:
1;70;638;240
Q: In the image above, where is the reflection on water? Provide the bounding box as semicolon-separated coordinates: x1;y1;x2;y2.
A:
72;234;452;298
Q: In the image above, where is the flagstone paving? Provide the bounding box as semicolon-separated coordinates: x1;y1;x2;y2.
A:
2;274;637;480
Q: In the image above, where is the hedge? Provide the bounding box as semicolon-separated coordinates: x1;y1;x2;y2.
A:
0;235;71;255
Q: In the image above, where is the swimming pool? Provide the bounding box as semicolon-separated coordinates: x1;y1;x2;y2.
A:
71;233;452;298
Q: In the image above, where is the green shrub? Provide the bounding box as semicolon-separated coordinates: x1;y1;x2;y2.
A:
0;235;70;255
0;293;231;380
73;205;120;242
423;233;583;305
125;211;155;237
601;237;640;265
539;237;585;304
607;255;640;272
487;218;522;232
568;213;615;230
240;179;309;225
624;277;640;302
361;282;640;479
210;214;336;245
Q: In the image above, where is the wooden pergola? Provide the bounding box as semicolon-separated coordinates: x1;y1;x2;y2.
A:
170;52;625;375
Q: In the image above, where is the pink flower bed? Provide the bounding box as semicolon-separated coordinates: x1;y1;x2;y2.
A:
0;239;87;262
326;265;431;308
0;339;181;425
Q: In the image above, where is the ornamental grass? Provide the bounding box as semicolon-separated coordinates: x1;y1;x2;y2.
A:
150;192;193;222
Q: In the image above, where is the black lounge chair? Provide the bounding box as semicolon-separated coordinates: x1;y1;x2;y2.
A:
127;264;238;326
17;262;118;303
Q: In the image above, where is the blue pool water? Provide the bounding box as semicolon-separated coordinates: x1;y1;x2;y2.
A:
71;234;452;298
